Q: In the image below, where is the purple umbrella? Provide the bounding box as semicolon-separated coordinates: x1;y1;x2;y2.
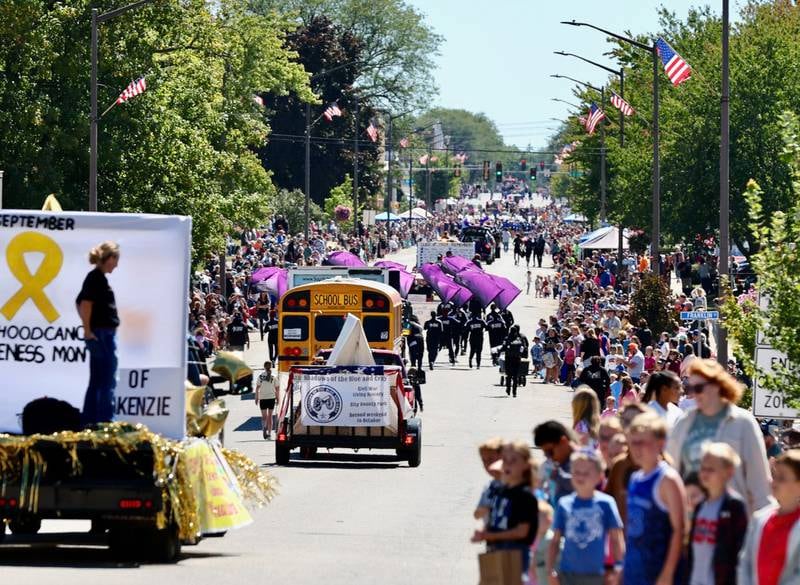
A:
442;275;473;306
251;266;281;284
441;255;475;276
456;269;502;307
374;260;407;271
264;269;288;299
328;250;366;267
489;274;522;310
419;263;459;303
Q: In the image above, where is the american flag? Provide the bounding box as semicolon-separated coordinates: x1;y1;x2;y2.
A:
585;103;605;135
399;137;410;148
253;95;264;107
419;154;429;165
610;92;634;116
366;120;379;142
322;102;342;121
656;38;692;86
116;77;146;104
455;152;468;164
578;115;587;129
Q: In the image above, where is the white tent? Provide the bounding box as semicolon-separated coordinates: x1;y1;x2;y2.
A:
399;207;432;220
564;212;588;223
580;227;629;250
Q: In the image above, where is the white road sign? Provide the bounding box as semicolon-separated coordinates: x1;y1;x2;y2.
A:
752;346;798;419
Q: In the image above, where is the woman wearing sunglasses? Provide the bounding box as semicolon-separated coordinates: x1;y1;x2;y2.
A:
666;359;772;512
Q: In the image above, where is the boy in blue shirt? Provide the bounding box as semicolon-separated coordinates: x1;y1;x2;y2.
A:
547;449;624;585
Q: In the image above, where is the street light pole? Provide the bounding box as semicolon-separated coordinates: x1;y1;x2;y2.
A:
304;102;311;240
718;0;730;364
353;95;359;237
551;74;606;222
89;0;153;212
386;115;393;216
561;20;660;275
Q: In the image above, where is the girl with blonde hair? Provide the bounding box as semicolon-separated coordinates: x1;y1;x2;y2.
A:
572;387;601;447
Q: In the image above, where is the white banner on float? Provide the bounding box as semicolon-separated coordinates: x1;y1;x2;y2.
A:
0;211;191;438
416;241;475;267
297;369;393;427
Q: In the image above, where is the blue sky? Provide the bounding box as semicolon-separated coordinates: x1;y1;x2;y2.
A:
407;0;721;149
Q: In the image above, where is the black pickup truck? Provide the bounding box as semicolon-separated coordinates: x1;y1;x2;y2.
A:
0;435;183;562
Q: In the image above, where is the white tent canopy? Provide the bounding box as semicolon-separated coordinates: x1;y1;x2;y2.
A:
580;227;629;250
564;212;588;223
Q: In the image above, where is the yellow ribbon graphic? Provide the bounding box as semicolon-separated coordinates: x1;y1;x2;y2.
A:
1;232;63;323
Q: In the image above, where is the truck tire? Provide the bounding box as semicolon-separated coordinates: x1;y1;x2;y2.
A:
9;514;41;535
275;443;290;465
148;522;181;563
407;438;422;468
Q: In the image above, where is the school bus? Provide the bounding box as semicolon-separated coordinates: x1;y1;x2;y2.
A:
277;278;404;372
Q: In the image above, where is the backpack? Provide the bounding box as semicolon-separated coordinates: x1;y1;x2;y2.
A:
22;397;82;435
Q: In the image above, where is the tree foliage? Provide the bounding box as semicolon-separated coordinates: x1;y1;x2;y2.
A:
630;273;675;336
250;0;442;111
271;188;325;235
0;0;313;260
254;15;382;207
723;110;800;407
557;1;800;255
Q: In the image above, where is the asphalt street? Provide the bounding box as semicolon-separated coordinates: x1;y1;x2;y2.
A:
1;248;572;584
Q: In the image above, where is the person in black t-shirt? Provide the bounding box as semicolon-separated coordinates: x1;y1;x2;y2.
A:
76;241;121;426
472;440;539;579
265;309;279;362
227;314;249;351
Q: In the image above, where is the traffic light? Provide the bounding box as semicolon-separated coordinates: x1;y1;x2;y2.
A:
495;162;502;182
482;160;490;181
520;158;527;171
539;161;545;170
530;168;537;180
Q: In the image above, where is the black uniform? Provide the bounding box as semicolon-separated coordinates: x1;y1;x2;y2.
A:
501;308;515;331
486;311;507;364
450;308;468;355
407;320;425;370
466;315;487;368
501;331;527;397
534;235;546;268
424;315;443;369
265;316;279;362
439;312;456;365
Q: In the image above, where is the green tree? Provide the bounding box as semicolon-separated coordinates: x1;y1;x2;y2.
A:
724;110;800;407
0;0;313;261
271;188;325;234
251;0;442;111
630;273;675;336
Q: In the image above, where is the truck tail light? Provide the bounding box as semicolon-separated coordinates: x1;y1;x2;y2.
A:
404;435;415;446
119;499;143;509
277;432;287;443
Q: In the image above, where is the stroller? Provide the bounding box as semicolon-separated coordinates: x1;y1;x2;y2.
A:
497;355;530;387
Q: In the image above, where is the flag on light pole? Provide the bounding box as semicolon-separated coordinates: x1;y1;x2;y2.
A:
610;91;634;116
585;103;605;135
322;102;342;121
656;38;692;86
116;77;147;104
366;120;379;142
399;137;410;148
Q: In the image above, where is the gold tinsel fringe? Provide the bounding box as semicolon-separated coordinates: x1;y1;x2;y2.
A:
0;423;276;542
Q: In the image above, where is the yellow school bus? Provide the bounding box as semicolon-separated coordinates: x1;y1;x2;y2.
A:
277;278;403;372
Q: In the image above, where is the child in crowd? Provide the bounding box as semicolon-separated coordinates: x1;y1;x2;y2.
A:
531;337;544;379
683;472;706;511
687;443;748;585
563;340;576;386
601;395;618;419
607;434;627;461
533;501;555;585
571;388;600;448
474;437;504;520
547;450;625;585
644;346;656;373
527;270;533;295
623;412;687;585
543;342;560;384
535;275;544;298
738;449;800;585
472;440;540;582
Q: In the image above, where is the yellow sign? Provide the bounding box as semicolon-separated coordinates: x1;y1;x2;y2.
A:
310;290;361;311
1;232;63;323
183;440;252;534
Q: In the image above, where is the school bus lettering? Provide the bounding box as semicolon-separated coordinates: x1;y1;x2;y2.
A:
312;293;360;310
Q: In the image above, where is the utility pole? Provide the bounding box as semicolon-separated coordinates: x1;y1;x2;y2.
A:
353;95;359;237
304;102;311;240
600;86;607;223
425;143;432;208
718;0;730;364
0;170;4;209
408;156;414;226
89;0;152;212
652;46;661;275
386;115;393;216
